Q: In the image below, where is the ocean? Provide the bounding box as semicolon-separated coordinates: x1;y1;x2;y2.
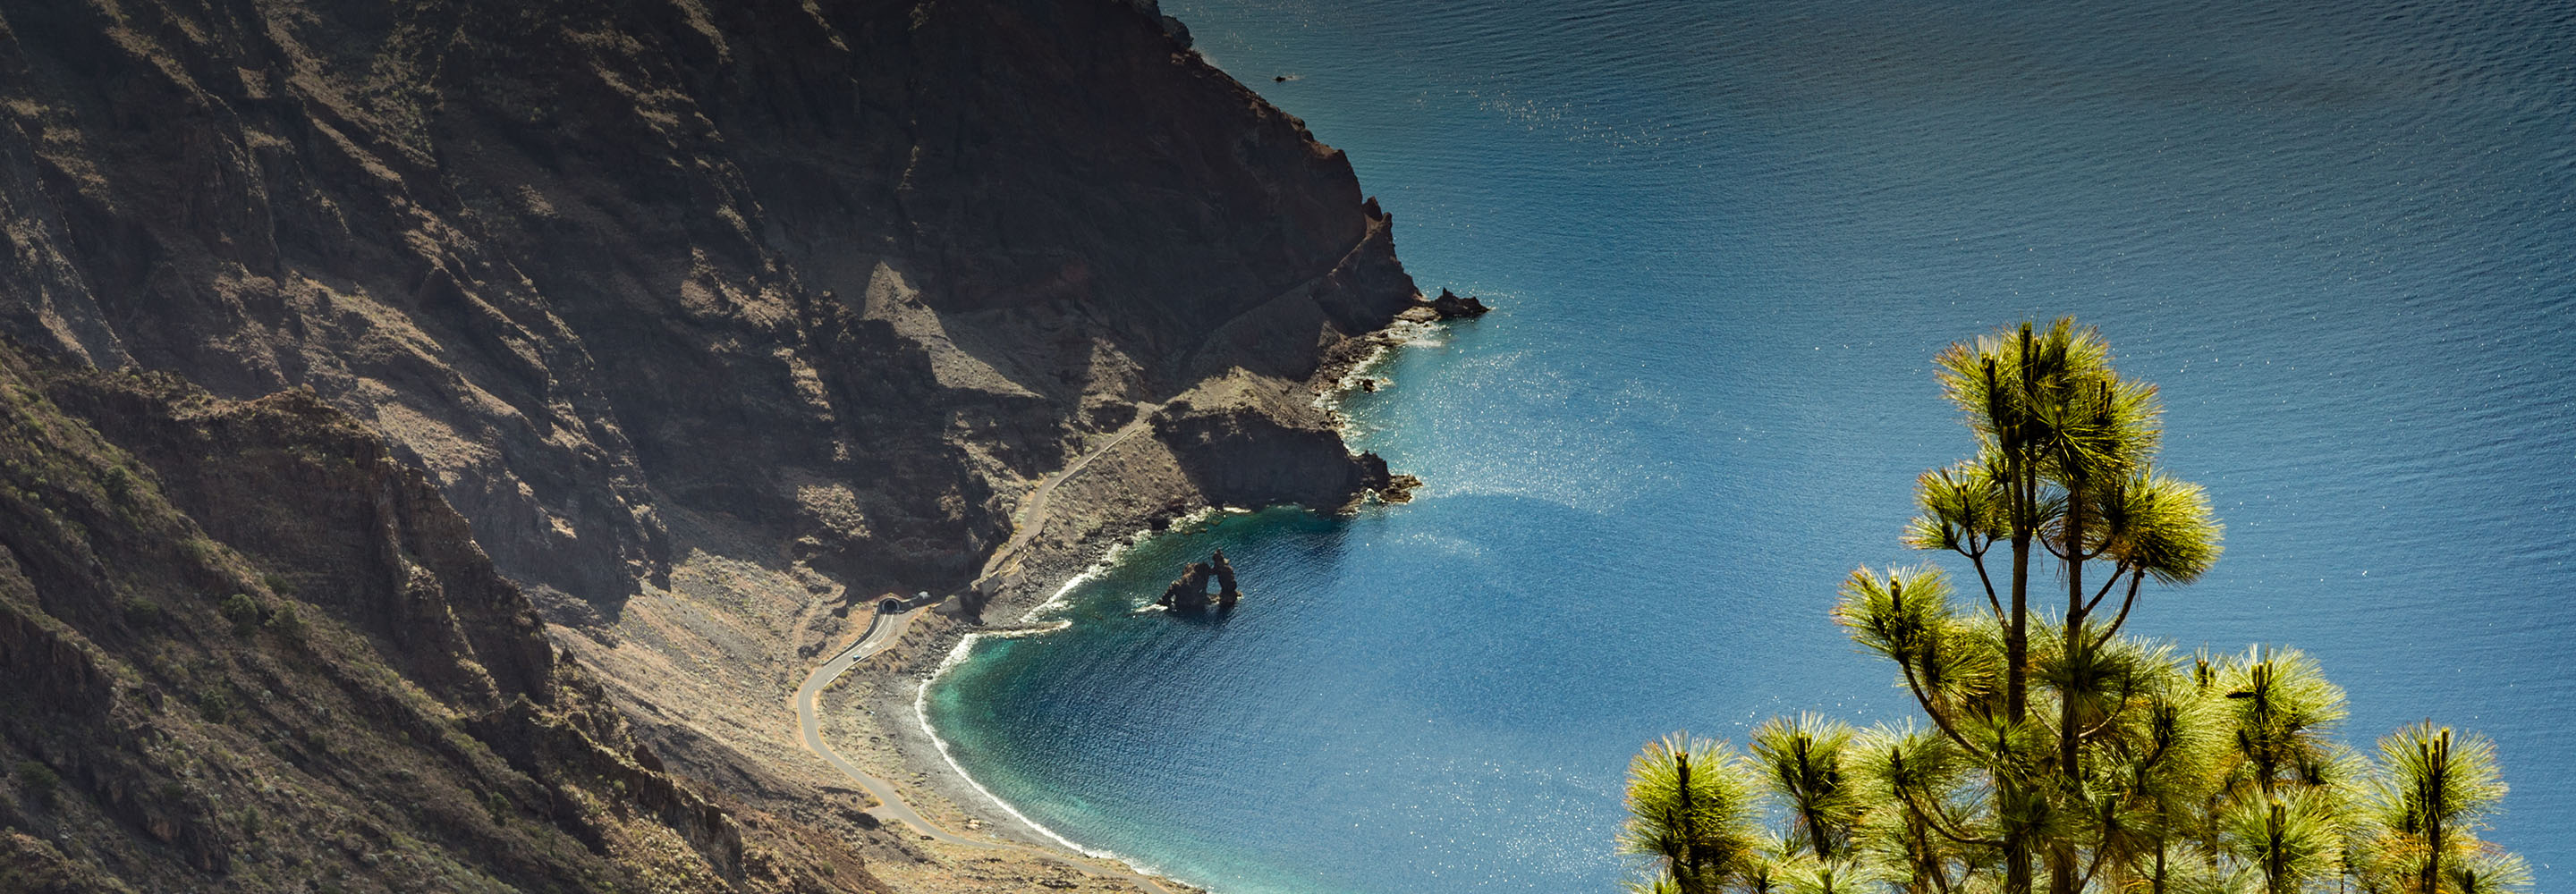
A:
919;1;2576;891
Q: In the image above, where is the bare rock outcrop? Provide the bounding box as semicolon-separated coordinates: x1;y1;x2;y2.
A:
0;0;1419;611
1148;368;1417;512
1426;289;1495;318
0;343;893;891
0;0;1428;878
1400;288;1493;322
1158;562;1216;612
1213;549;1240;609
0;0;1422;840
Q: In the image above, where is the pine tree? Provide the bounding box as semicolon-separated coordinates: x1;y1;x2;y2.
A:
2353;724;2529;894
1621;320;2530;894
1623;733;1765;894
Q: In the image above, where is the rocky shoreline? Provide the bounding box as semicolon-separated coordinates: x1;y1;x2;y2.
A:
811;314;1455;892
0;0;1479;887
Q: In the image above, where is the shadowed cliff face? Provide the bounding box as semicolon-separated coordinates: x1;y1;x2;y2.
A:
0;344;892;892
0;1;1421;873
0;0;1419;611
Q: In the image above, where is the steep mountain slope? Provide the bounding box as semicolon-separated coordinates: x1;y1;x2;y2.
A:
0;0;1423;885
0;0;1411;610
0;0;1413;607
0;343;892;891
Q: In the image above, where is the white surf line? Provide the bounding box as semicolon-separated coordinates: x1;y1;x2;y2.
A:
795;408;1196;893
1015;533;1137;623
976;403;1160;588
797;604;1181;894
911;524;1257;890
911;570;1152;862
1312;318;1443;414
913;641;1149;867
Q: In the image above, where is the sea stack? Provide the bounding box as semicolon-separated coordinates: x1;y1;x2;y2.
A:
1157;561;1211;611
1157;551;1243;612
1214;550;1241;610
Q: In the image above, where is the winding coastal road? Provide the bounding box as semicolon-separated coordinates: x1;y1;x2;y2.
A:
975;403;1159;587
792;409;1179;893
792;604;946;836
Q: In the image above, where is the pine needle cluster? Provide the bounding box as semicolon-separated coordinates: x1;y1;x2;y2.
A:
1623;320;2530;894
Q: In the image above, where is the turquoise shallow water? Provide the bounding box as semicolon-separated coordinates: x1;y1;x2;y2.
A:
922;1;2576;891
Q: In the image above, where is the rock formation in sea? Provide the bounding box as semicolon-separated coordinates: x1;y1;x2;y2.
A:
1157;562;1214;612
1356;451;1424;504
1213;549;1240;610
0;0;1425;888
1423;289;1495;319
1157;550;1241;613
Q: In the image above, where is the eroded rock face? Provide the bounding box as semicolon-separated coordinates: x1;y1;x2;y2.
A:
1212;549;1238;601
1158;561;1215;611
0;0;1419;611
1425;289;1494;319
0;0;1423;869
1149;375;1411;512
0;345;888;892
1154;550;1239;612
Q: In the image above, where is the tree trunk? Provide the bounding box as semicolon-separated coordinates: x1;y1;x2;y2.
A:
2055;493;2085;894
2004;454;2034;894
2009;535;2030;719
1678;754;1701;894
2423;730;2448;894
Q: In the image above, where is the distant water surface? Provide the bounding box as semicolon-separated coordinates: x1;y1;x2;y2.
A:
922;1;2576;891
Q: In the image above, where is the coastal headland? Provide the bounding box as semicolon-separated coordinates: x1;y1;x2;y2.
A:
0;0;1452;890
802;315;1441;892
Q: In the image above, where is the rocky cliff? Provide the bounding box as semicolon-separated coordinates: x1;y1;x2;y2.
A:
0;0;1416;608
0;0;1422;887
0;344;891;892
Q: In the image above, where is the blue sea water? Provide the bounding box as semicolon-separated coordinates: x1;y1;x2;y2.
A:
921;1;2576;891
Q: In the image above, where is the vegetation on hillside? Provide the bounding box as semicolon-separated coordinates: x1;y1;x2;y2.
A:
1620;320;2531;894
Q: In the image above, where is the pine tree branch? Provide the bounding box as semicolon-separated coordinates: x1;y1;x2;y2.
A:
1965;546;2006;625
2089;571;2145;654
2080;564;2125;616
1902;659;1980;754
2077;673;2146;741
1902;788;2004;848
2072;830;2116;892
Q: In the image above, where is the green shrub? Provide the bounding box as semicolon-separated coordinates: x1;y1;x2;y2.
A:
13;760;58;803
194;687;233;724
102;466;137;504
219;592;262;636
121;596;166;628
265;604;306;637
